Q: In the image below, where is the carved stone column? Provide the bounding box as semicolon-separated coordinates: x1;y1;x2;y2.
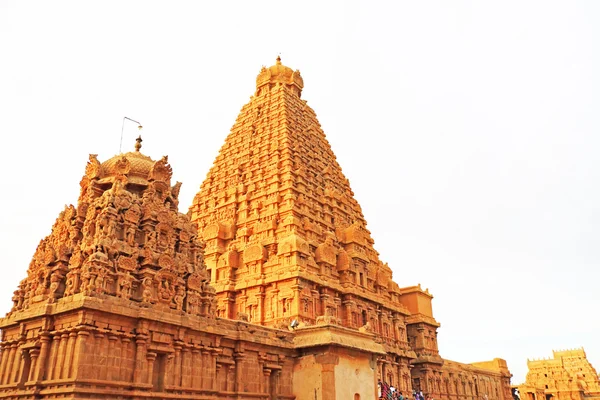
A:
9;343;21;383
107;335;119;381
70;330;89;379
201;349;210;389
234;352;245;392
16;349;27;386
54;333;69;380
1;344;15;384
62;332;77;379
27;348;40;383
215;363;222;392
191;349;201;389
33;334;51;382
172;343;182;387
133;336;148;385
263;368;272;395
181;347;191;388
257;291;265;324
210;349;219;390
0;344;9;383
146;352;157;386
227;364;235;392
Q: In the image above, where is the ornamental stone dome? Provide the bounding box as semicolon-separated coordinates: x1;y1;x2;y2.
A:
256;56;304;96
97;136;157;186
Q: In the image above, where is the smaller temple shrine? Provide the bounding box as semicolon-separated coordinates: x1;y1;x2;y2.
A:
518;348;600;400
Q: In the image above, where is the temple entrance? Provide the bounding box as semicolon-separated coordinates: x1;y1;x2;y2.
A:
546;394;553;400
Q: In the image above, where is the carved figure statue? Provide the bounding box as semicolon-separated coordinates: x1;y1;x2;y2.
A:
142;278;154;304
173;286;185;311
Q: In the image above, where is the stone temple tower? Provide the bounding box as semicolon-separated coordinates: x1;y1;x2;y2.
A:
190;57;445;388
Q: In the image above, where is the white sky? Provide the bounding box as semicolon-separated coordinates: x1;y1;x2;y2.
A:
1;1;598;384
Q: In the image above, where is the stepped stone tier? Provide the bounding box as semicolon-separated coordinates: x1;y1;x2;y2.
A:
518;348;600;400
0;58;513;400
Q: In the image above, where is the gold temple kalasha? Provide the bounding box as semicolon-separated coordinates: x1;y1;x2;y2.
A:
0;58;515;400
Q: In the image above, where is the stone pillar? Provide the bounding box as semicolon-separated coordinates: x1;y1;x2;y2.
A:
27;348;40;383
16;349;27;385
9;343;21;383
107;335;119;381
172;344;182;387
320;293;330;316
191;349;201;389
382;360;388;384
215;363;222;392
0;344;15;384
316;354;338;400
234;353;245;392
0;344;9;383
228;364;235;392
257;292;265;324
62;332;77;379
33;335;51;382
133;337;148;385
97;332;109;381
201;349;210;389
181;347;191;388
45;335;60;381
120;337;131;382
263;368;272;395
146;352;157;386
70;330;89;379
291;284;301;317
210;349;219;390
257;354;266;393
53;333;69;380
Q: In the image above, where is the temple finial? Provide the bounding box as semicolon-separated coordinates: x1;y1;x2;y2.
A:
135;135;143;152
276;55;282;65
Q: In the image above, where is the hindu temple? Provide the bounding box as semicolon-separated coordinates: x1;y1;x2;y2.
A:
518;348;600;400
0;58;513;400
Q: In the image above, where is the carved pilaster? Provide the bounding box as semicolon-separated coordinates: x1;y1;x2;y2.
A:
70;330;89;379
33;334;51;382
146;351;157;386
181;347;191;388
234;352;245;392
191;349;201;389
133;336;148;384
27;348;40;383
7;343;19;384
53;333;69;380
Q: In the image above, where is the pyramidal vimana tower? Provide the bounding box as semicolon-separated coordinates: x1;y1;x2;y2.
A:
0;58;512;400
